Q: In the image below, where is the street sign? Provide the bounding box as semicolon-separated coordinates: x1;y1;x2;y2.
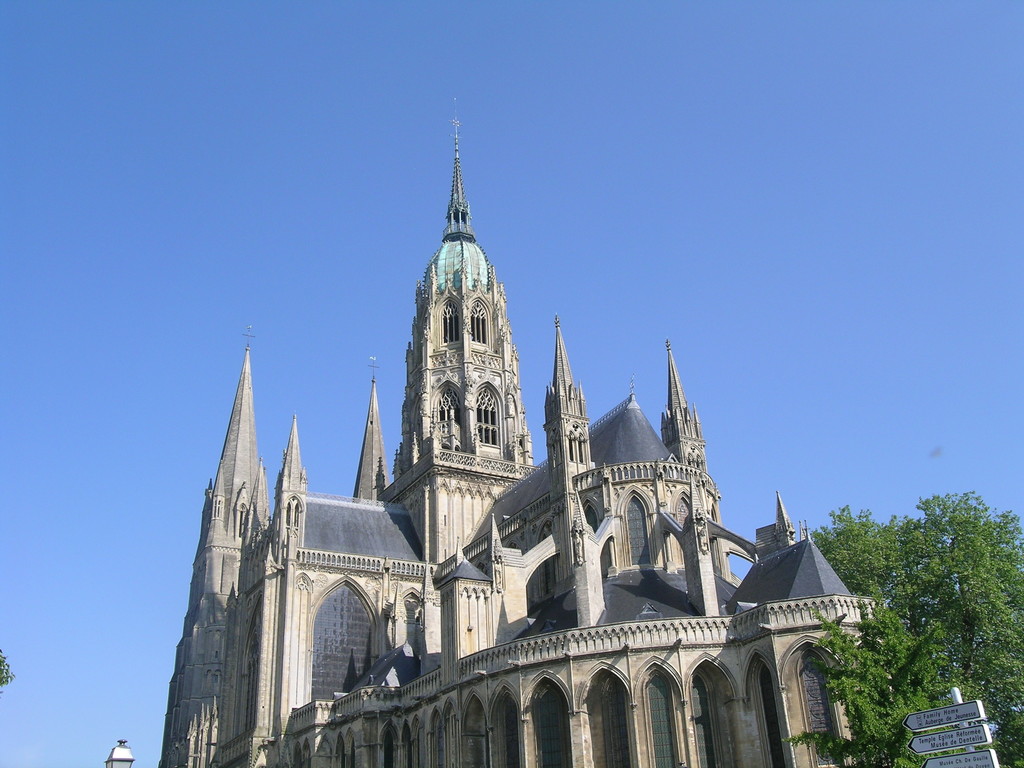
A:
905;701;987;732
922;749;1001;768
908;724;993;755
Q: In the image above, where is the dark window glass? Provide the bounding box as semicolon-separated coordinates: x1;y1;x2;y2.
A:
534;684;569;768
600;677;632;768
383;731;395;768
758;665;786;768
626;497;650;564
648;675;677;768
691;676;717;768
442;301;461;344
311;585;373;698
476;389;499;446
502;697;520;768
470;302;488;344
801;654;836;765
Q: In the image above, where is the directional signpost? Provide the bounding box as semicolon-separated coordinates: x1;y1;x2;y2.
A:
905;692;999;768
905;702;986;733
909;724;992;755
922;750;1000;768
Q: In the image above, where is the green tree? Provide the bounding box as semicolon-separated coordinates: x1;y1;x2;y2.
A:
814;493;1024;767
791;605;946;768
0;649;12;693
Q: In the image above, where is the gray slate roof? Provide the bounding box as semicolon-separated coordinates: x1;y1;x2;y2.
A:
437;558;490;586
303;492;422;560
590;395;672;465
725;538;851;613
350;643;421;690
519;568;701;637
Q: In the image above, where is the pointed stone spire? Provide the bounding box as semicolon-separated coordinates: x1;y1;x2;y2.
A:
354;378;389;500
252;459;269;527
775;490;796;546
443;121;475;243
551;316;574;395
212;348;259;508
278;415;306;494
666;339;688;413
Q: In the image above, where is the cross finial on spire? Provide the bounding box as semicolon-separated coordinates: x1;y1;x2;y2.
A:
368;355;379;382
243;325;255;349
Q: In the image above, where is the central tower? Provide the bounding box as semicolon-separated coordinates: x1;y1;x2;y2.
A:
385;132;534;561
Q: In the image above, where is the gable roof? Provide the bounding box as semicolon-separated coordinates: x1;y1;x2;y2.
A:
302;492;422;560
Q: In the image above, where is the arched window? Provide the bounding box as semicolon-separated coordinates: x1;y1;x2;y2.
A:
438;389;461;425
533;681;570;768
755;662;787;768
402;723;414;768
647;673;678;768
463;697;486;766
691;675;718;768
584;502;600;533
801;652;837;764
311;584;374;698
470;301;488;344
626;496;651;564
382;729;395;768
337;735;347;768
241;618;261;732
434;711;446;768
589;673;632;768
476;389;499;446
442;301;461;344
492;694;520;768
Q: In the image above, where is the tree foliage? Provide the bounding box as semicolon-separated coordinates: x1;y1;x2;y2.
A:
791;605;946;768
813;493;1024;767
0;649;12;693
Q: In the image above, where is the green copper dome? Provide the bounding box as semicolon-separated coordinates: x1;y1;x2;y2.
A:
430;239;491;291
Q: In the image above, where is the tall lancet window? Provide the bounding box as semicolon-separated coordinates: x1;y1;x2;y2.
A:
442;301;461;344
626;496;651;564
476;389;499;446
470;301;488;344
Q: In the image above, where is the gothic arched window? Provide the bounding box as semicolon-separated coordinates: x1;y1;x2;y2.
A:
533;681;570;768
647;673;678;768
493;694;520;768
470;301;488;344
476;389;499;446
441;301;461;344
589;673;632;768
438;389;461;425
801;652;837;765
584;502;600;533
311;584;373;698
241;619;261;732
626;496;651;565
691;675;719;768
382;729;395;768
756;662;787;768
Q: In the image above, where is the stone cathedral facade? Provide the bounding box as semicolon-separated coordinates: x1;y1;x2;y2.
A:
160;139;861;768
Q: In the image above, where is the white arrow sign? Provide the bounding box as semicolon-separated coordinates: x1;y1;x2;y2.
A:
908;724;992;755
905;701;986;732
922;749;1000;768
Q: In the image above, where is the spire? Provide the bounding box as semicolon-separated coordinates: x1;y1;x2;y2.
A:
666;339;688;413
354;378;389;500
775;490;796;545
279;415;305;492
252;459;269;527
212;348;259;507
443;120;475;243
551;316;574;394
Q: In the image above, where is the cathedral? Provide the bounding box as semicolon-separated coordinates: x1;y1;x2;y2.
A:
160;135;861;768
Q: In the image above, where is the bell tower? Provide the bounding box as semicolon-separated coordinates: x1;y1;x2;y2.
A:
385;128;533;562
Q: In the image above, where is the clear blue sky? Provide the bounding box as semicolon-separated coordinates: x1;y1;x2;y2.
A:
1;3;1021;766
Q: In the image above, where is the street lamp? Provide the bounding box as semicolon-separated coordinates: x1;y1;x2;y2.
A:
105;740;135;768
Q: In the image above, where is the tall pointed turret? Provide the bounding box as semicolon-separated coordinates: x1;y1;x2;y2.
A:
443;124;475;243
354;378;389;500
661;340;705;470
550;316;576;401
277;415;305;496
389;128;533;562
211;348;259;533
161;348;260;768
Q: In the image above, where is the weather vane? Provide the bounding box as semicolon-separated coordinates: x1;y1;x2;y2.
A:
243;325;255;349
368;355;379;381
